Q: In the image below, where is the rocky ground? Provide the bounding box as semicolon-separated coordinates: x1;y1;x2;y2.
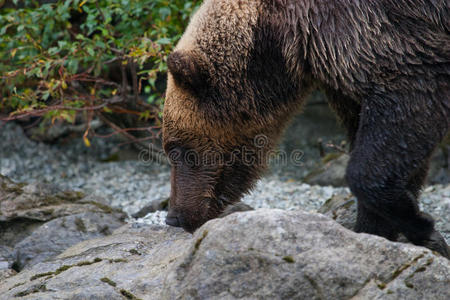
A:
1;121;448;242
0;117;449;299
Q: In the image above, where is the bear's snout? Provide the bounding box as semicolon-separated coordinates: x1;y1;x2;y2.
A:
165;211;182;227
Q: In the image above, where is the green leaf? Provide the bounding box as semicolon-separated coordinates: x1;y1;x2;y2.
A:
87;47;95;56
157;38;171;45
42;91;50;100
67;59;79;74
159;7;171;20
48;47;59;55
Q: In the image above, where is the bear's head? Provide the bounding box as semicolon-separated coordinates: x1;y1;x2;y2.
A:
163;0;306;232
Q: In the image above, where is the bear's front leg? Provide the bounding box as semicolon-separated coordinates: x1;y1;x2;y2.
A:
345;95;449;259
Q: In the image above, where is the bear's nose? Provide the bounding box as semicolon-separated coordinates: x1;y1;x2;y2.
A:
165;211;181;227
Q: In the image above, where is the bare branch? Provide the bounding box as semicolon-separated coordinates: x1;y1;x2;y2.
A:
325;142;349;154
98;114;167;165
0;96;122;121
130;58;139;107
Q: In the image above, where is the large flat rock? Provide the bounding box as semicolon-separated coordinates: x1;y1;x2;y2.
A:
0;175;126;273
0;209;448;300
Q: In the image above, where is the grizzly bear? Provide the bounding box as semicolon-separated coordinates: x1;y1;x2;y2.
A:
162;0;450;258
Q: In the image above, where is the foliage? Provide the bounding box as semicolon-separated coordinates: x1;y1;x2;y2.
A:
0;0;200;139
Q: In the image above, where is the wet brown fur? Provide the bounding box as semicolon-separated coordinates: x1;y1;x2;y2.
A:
163;0;450;257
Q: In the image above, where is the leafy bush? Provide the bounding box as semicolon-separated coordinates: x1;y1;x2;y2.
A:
0;0;200;144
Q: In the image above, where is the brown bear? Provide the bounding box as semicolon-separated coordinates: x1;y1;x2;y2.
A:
162;0;450;258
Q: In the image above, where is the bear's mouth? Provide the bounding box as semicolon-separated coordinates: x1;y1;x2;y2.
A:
165;196;254;233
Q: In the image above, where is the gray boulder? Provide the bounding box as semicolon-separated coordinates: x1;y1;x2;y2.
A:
0;245;16;281
0;245;14;270
1;209;448;300
0;175;120;225
164;210;449;300
318;192;357;231
304;153;350;187
0;175;126;270
13;212;124;270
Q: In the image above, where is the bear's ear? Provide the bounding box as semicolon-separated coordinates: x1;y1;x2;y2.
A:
167;51;208;92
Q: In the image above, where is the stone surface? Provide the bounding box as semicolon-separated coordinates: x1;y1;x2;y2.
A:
0;245;16;281
0;245;14;269
1;210;448;300
131;197;169;218
0;224;190;299
427;142;450;185
0;175;120;224
304;154;349;187
0;175;126;271
0;268;16;281
274;95;348;181
318;192;357;231
13;212;125;270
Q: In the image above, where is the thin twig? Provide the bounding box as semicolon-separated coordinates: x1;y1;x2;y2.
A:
83;109;95;143
98;114;167;164
325;143;348;154
130;58;139;106
95;2;107;22
0;96;122;121
120;61;128;102
93;125;161;138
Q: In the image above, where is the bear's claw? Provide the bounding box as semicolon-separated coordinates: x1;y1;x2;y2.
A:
418;230;450;260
